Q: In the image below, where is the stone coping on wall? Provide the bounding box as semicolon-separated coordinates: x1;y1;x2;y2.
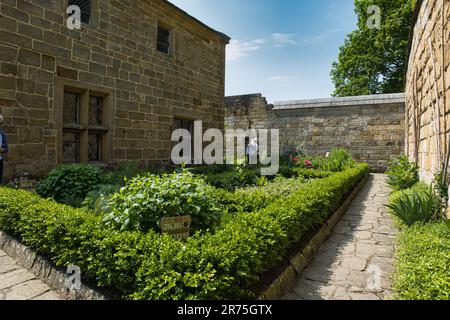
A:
272;93;405;110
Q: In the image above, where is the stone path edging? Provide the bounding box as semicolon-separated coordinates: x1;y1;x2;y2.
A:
258;172;370;300
0;231;106;300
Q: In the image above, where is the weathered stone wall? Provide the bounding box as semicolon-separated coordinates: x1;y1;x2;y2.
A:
225;93;405;172
0;0;228;180
405;0;450;183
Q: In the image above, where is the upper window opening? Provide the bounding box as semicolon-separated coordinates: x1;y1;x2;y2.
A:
157;25;170;54
69;0;91;24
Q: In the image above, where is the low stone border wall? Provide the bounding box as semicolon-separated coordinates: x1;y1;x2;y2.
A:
0;231;106;300
258;172;370;300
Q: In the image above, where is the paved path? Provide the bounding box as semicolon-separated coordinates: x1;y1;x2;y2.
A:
0;249;63;300
283;174;397;300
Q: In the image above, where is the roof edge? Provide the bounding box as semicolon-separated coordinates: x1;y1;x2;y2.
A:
163;0;231;43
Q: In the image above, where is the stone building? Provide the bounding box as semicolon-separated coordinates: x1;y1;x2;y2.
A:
0;0;229;180
405;0;449;183
225;93;405;172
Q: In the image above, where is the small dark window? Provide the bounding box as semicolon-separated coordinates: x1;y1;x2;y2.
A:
157;26;170;54
69;0;91;24
174;118;194;160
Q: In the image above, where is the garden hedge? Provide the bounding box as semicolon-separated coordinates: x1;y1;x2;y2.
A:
392;221;450;300
0;163;368;300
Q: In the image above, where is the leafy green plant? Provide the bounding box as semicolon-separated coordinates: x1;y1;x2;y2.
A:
386;155;419;191
293;168;333;180
82;184;120;214
104;161;143;185
219;176;305;216
433;171;449;203
36;164;106;207
320;148;356;172
103;171;223;233
386;185;439;227
392;221;450;300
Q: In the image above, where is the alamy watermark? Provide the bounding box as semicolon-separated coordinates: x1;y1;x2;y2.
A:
66;265;82;291
67;5;81;30
171;121;280;176
367;5;381;30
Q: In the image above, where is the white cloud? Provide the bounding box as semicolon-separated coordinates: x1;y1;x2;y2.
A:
271;33;299;47
226;33;302;62
268;75;297;83
226;38;266;62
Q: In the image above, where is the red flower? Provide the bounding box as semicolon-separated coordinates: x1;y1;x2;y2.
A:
293;157;300;163
304;160;312;167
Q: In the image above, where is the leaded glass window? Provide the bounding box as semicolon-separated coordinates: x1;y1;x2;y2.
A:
89;96;103;126
68;0;91;24
63;131;80;163
63;92;79;124
88;132;101;162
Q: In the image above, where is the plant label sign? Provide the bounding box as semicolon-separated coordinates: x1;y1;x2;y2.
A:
160;216;192;240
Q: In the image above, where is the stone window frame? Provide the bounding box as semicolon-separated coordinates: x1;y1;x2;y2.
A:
156;21;175;57
54;78;114;165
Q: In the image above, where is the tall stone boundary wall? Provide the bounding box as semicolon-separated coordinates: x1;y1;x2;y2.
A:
225;93;405;172
0;0;227;180
405;0;450;183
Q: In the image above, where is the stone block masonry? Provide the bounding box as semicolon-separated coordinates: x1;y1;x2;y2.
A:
405;0;450;183
0;0;229;180
225;93;405;172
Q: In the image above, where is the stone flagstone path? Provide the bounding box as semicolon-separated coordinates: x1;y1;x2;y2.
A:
0;249;63;300
283;174;397;300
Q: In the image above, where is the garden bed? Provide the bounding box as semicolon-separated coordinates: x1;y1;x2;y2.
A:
0;150;369;299
386;156;450;300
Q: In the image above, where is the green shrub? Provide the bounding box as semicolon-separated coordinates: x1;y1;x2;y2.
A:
0;163;368;300
130;163;369;299
393;222;450;300
103;171;222;233
219;176;305;215
82;184;120;214
36;164;106;207
293;168;333;180
320;148;356;172
188;165;234;175
203;165;260;190
277;165;296;178
386;155;419;191
386;185;440;227
104;161;143;185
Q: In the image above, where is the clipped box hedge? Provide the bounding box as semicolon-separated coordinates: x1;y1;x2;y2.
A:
392;221;450;300
0;163;368;300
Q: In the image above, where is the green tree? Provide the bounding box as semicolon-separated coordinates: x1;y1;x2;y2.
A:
331;0;416;97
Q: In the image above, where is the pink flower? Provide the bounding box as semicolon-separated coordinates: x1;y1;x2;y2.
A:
304;160;312;167
293;157;300;163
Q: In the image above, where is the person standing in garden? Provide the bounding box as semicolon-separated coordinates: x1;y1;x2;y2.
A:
0;114;8;184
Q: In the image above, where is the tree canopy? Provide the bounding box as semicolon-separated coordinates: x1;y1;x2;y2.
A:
331;0;417;97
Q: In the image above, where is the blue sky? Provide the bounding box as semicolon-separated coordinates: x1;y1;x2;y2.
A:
170;0;357;102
